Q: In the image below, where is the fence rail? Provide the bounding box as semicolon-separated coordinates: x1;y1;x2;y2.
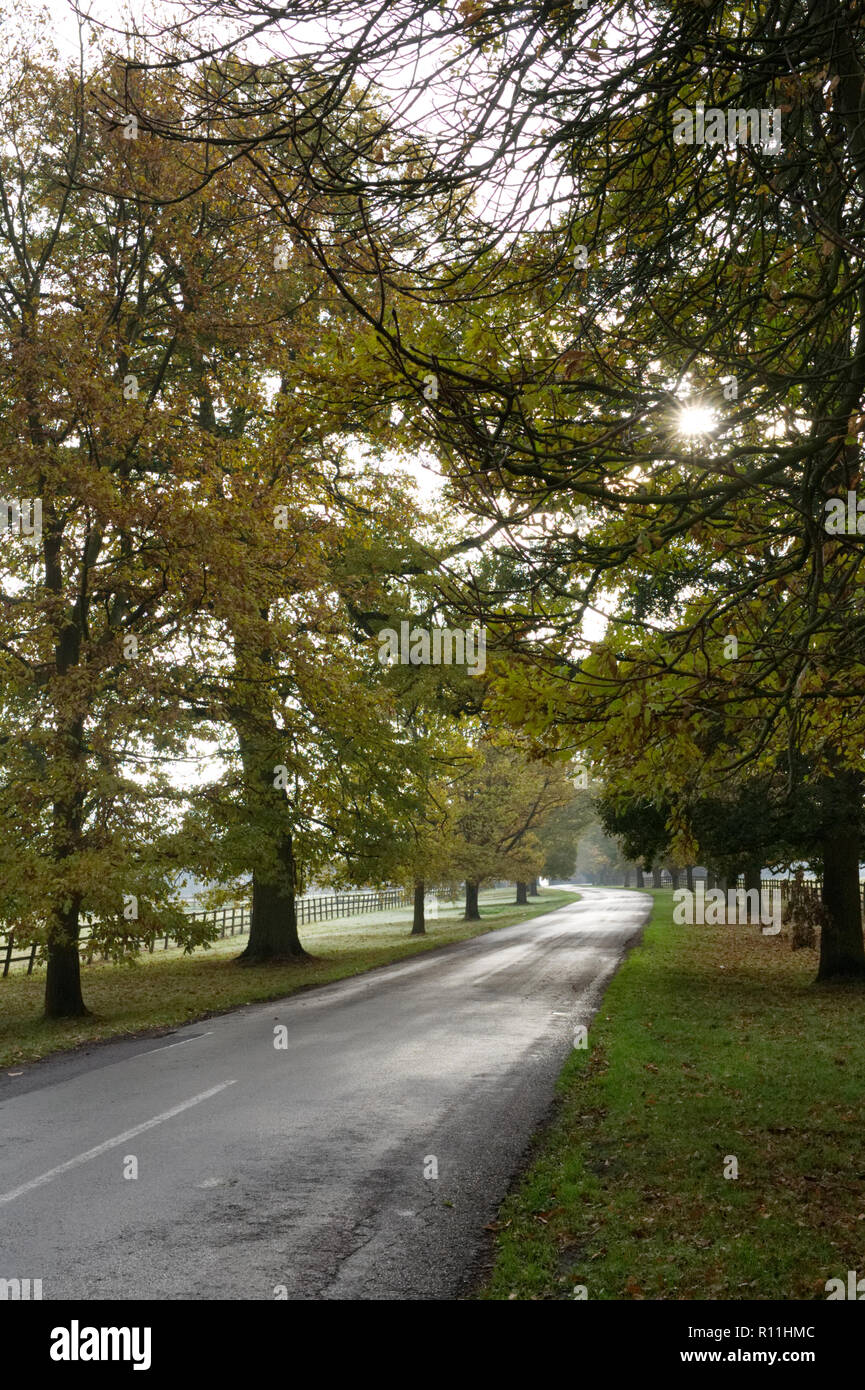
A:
1;888;409;977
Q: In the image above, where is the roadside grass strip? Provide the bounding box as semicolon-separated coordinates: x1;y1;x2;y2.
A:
478;889;865;1301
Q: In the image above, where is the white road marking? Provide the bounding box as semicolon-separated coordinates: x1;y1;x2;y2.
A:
0;1080;237;1207
133;1030;214;1059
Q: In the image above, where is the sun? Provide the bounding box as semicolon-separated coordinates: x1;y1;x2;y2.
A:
677;404;717;437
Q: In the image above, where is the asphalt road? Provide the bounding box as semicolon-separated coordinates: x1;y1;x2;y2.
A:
0;887;650;1301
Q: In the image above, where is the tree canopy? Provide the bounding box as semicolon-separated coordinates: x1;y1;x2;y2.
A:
4;1;865;1016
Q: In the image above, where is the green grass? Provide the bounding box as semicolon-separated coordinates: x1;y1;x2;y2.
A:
477;889;865;1301
0;888;579;1070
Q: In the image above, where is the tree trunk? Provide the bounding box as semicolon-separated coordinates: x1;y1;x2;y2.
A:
44;896;87;1019
464;881;481;920
744;859;763;923
652;866;662;888
411;878;426;935
670;867;681;889
744;861;762;892
819;814;865;981
238;833;307;963
529;878;539;896
635;866;644;888
706;870;716;890
623;868;630;888
686;865;694;890
45;704;88;1018
515;880;528;905
232;611;308;965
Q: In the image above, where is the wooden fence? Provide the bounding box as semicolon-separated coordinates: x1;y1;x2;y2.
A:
1;888;408;977
758;877;865;916
637;873;865;918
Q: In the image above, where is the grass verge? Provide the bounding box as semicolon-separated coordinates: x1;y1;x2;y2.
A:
476;888;865;1301
0;888;579;1070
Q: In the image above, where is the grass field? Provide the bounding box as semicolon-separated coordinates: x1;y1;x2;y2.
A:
478;888;865;1301
0;887;579;1070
